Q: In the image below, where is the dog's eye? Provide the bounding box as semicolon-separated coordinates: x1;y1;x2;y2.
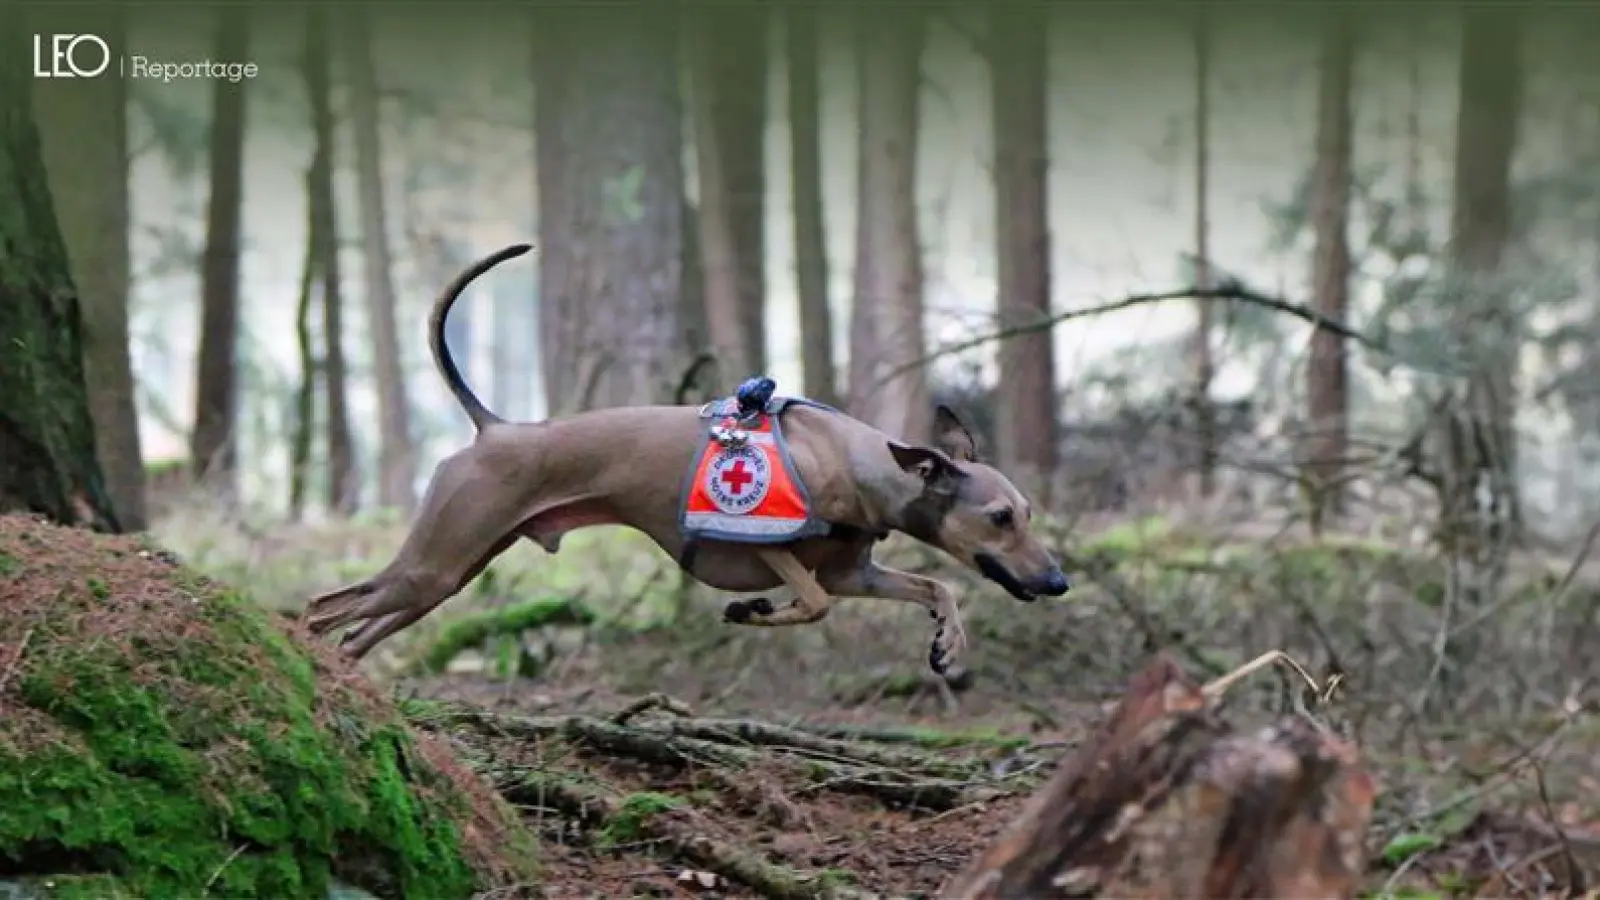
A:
989;508;1015;529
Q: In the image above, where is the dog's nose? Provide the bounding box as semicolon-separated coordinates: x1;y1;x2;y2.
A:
1039;566;1071;596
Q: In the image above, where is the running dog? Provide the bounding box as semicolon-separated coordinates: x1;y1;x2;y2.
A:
302;244;1069;673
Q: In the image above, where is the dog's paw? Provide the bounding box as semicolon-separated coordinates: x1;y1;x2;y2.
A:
926;611;968;676
928;624;953;675
722;597;776;624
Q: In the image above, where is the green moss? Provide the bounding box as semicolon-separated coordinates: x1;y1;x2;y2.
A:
0;516;536;900
0;551;15;575
814;868;859;887
598;793;683;847
415;596;594;675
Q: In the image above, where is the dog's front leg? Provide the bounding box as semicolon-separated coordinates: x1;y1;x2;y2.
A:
820;563;968;675
721;548;837;627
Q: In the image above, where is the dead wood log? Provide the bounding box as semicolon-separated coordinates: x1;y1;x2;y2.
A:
433;707;995;811
655;716;981;779
941;654;1376;900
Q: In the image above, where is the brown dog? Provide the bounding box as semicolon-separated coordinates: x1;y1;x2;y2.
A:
302;244;1069;673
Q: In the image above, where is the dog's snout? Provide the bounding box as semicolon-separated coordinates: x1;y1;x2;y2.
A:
1038;566;1071;596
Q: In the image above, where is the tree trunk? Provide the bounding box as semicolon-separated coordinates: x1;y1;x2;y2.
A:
1448;7;1522;545
679;199;714;404
688;8;768;387
991;5;1057;499
344;6;415;512
942;656;1376;900
1305;8;1356;532
688;14;750;386
189;8;250;502
848;8;930;442
0;27;118;530
289;170;317;520
532;24;575;418
1191;6;1217;500
31;5;147;531
1433;7;1524;698
534;8;688;411
787;5;839;408
1405;20;1426;237
491;272;534;422
305;5;358;514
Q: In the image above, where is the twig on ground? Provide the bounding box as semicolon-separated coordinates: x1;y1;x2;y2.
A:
500;773;875;900
612;692;694;724
201;843;248;897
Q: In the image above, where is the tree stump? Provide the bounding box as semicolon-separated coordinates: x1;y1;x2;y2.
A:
941;654;1376;900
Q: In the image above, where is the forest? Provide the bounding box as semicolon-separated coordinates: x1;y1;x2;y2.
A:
1;3;1598;899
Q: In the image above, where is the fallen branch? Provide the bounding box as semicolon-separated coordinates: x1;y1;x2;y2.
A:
655;716;982;779
501;773;874;900
783;721;1025;751
941;653;1377;900
429;707;1003;811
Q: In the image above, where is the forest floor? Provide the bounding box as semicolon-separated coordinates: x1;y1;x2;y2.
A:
393;631;1600;899
407;681;1043;899
146;506;1600;898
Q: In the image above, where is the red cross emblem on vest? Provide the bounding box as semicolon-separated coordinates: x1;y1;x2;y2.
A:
704;445;772;514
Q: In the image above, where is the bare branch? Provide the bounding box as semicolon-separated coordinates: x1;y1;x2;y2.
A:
866;283;1384;399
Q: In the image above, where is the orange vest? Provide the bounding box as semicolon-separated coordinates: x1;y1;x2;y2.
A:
680;412;828;544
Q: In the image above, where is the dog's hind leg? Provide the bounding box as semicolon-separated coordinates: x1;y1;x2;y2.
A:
335;531;520;658
721;548;837;627
820;563;968;675
302;453;529;638
338;607;426;659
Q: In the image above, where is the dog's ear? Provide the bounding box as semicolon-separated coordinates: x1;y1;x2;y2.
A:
888;442;961;484
932;405;978;462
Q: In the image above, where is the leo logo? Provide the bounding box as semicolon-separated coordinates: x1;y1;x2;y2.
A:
33;34;112;79
704;445;772;516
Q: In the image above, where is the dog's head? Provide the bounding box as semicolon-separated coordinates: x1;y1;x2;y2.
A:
887;406;1070;602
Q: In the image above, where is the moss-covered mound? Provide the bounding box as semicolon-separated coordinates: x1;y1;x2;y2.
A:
0;514;537;899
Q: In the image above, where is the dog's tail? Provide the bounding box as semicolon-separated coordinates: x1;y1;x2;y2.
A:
429;243;533;431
